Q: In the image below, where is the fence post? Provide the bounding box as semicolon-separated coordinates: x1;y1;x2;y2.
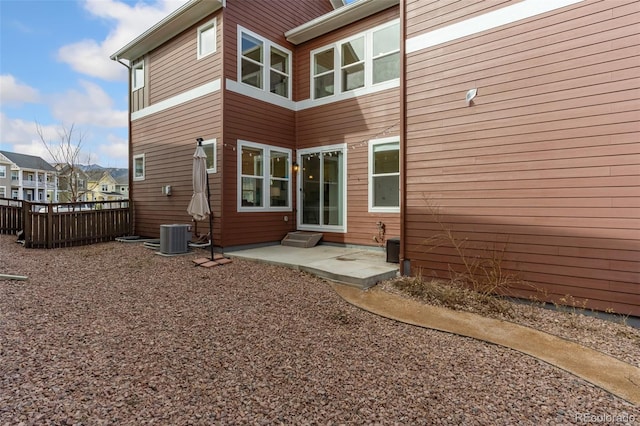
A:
23;201;31;248
47;203;53;249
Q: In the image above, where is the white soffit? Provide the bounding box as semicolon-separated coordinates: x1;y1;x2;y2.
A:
285;0;399;45
110;0;223;62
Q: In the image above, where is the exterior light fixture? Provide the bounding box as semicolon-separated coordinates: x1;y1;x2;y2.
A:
292;162;299;173
196;137;204;146
466;88;477;106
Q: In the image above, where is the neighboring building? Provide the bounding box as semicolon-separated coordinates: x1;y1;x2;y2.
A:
111;0;639;315
85;169;129;201
54;164;90;203
0;151;58;202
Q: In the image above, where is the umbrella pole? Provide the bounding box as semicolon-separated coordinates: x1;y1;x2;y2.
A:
206;165;215;261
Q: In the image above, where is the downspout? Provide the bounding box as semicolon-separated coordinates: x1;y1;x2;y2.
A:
114;57;134;236
399;0;408;276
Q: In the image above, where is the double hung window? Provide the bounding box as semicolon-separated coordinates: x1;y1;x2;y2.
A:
369;137;400;212
201;139;217;173
238;141;291;211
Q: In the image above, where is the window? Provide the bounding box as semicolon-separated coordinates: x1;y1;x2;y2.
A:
237;140;291;211
0;165;5;178
238;27;291;99
369;137;400;212
11;171;18;181
133;154;145;181
101;184;109;192
341;36;365;92
312;20;400;99
201;139;217;173
372;23;400;84
132;60;144;91
0;187;5;198
197;19;216;59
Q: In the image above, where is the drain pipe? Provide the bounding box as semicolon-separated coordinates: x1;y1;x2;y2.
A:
113;56;134;236
399;0;408;276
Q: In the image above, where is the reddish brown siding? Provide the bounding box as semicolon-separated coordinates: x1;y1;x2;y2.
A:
404;0;640;315
131;93;222;241
149;12;223;104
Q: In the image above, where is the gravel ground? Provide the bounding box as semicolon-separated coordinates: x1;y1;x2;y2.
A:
1;235;638;425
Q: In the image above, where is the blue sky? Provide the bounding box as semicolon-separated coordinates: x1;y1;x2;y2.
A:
0;0;189;168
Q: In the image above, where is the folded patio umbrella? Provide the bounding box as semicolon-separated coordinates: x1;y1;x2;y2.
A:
187;143;214;260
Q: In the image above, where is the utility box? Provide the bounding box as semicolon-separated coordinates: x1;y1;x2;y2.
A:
386;237;400;263
160;224;191;255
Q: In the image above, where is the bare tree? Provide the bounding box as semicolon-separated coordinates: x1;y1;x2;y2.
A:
36;122;91;203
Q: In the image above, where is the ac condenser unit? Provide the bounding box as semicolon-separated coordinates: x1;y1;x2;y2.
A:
160;224;190;255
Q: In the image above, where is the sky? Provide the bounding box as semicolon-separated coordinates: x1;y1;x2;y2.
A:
0;0;190;169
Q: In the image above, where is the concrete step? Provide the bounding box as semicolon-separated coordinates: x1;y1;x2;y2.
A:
281;231;323;248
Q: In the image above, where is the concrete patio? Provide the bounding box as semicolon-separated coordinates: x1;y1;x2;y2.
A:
224;244;399;289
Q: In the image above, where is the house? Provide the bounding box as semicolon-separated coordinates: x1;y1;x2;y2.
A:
54;164;90;203
0;151;58;202
111;0;639;316
85;169;129;201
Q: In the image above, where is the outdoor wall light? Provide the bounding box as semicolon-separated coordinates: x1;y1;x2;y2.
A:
466;88;477;106
292;162;300;173
196;137;204;146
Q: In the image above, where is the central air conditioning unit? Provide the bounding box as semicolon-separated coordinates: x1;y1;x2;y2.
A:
160;224;191;255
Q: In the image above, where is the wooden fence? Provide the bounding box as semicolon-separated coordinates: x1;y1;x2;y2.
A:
0;198;131;248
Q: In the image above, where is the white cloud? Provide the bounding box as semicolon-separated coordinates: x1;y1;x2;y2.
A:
0;74;40;106
98;134;129;167
57;0;188;81
50;80;128;128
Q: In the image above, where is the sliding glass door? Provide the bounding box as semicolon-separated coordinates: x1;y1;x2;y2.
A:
298;144;346;232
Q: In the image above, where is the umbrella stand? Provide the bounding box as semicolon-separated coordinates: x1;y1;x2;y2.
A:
204;154;215;262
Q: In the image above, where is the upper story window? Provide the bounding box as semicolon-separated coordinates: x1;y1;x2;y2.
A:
132;60;145;91
312;20;400;100
369;137;400;212
101;184;109;192
11;170;19;181
197;19;217;59
0;165;6;178
133;154;145;181
238;26;291;99
238;140;291;211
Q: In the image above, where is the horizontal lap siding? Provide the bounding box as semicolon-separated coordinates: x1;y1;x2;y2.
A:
292;6;401;246
131;93;222;240
296;90;401;246
224;0;333;82
404;0;640;315
220;92;297;247
149;11;223;104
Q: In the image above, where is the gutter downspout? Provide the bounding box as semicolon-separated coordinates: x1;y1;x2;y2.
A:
114;57;134;236
399;0;408;276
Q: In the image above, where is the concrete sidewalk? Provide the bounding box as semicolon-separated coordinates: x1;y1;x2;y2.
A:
226;244;399;288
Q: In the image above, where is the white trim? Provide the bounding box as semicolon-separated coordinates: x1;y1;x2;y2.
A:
297;144;348;233
298;79;399;111
197;18;217;59
133;154;145;181
131;79;220;121
237;140;293;213
368;136;400;213
406;0;585;54
225;79;296;110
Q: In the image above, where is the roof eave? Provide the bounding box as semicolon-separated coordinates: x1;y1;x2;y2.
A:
110;0;224;62
285;0;399;45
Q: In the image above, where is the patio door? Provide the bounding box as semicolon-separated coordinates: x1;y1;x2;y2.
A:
298;144;346;233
